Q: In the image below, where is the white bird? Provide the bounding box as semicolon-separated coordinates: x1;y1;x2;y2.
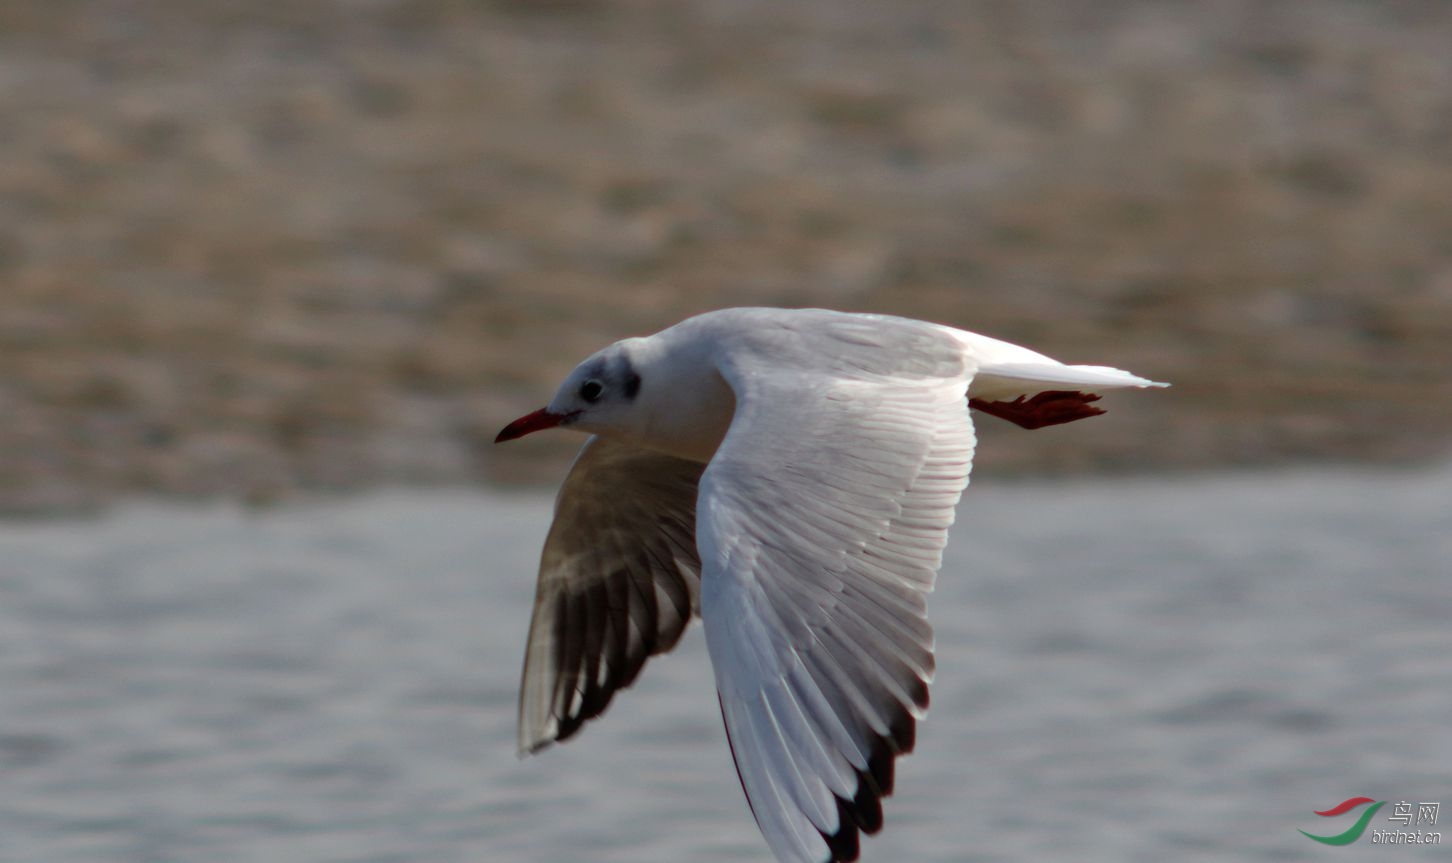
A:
495;307;1165;863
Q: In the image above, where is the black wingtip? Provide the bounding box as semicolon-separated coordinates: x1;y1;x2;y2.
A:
815;727;914;861
822;796;864;861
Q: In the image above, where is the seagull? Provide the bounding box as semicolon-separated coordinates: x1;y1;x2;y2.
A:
495;307;1165;863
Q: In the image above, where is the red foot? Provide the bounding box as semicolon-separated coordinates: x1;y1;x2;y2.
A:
968;390;1105;430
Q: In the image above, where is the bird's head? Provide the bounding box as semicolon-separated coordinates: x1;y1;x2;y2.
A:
495;340;644;443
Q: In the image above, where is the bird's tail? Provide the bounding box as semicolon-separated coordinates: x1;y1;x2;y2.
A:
971;361;1166;401
944;327;1165;400
946;329;1167;429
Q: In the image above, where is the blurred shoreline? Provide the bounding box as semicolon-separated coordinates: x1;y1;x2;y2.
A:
2;0;1450;514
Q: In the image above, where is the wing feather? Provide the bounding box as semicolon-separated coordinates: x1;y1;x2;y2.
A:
517;436;704;755
698;336;976;863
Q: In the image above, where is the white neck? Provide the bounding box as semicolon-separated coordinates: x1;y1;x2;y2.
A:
613;332;736;463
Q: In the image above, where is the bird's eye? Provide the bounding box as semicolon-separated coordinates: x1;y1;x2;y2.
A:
578;379;604;403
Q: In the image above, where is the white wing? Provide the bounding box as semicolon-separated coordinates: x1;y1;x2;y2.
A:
518;436;704;755
698;337;976;863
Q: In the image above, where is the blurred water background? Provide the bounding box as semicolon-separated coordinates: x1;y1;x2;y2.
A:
2;2;1450;862
1;465;1449;862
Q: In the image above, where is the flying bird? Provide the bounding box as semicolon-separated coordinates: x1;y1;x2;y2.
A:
495;307;1166;863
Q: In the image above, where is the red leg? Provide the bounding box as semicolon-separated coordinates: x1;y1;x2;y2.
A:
968;390;1105;430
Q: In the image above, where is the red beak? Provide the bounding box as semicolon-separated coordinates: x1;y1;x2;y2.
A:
495;408;572;443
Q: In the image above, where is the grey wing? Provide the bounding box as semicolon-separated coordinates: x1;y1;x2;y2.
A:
698;361;977;863
518;436;705;755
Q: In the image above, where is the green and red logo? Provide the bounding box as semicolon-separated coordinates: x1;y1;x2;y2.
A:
1300;797;1442;846
1299;797;1385;845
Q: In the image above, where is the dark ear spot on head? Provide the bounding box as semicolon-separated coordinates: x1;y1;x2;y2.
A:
624;371;642;399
